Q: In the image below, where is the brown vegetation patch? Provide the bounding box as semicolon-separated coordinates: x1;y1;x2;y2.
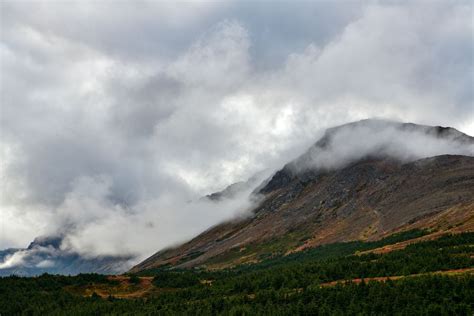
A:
65;276;158;299
320;268;474;287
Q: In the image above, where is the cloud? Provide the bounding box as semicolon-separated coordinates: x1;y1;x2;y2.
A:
58;175;263;260
289;120;474;173
0;0;472;265
0;251;28;269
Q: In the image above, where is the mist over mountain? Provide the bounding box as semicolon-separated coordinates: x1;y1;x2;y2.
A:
294;120;472;170
131;120;474;272
2;3;474;315
1;0;473;278
261;119;474;193
1;119;473;275
0;236;132;276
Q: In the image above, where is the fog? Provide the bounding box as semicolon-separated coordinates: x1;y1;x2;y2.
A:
1;170;268;267
291;120;474;173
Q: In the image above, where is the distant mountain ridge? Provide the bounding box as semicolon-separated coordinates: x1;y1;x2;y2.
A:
131;120;474;272
0;235;132;276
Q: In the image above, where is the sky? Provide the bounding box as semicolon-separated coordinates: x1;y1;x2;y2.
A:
0;0;473;262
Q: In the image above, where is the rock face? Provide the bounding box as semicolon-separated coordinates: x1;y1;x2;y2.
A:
131;120;474;272
0;236;132;276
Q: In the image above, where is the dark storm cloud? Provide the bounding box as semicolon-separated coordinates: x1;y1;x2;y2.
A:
0;0;472;266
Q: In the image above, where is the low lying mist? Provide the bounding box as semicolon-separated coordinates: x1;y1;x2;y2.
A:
0;171;268;272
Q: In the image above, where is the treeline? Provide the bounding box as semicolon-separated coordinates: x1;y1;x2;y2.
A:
0;232;473;315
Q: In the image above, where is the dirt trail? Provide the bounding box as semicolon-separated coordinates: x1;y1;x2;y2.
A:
358;230;453;255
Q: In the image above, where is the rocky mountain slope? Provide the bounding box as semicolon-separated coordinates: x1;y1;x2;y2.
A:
131;120;474;272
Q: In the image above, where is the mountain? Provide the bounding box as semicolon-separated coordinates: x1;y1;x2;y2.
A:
205;170;270;201
0;235;132;276
131;120;474;272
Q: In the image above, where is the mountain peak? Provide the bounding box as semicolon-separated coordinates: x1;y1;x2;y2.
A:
260;120;473;194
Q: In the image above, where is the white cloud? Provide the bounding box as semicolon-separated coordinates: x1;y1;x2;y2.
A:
291;120;474;173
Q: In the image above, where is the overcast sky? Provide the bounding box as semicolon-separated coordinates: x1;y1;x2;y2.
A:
0;1;473;260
